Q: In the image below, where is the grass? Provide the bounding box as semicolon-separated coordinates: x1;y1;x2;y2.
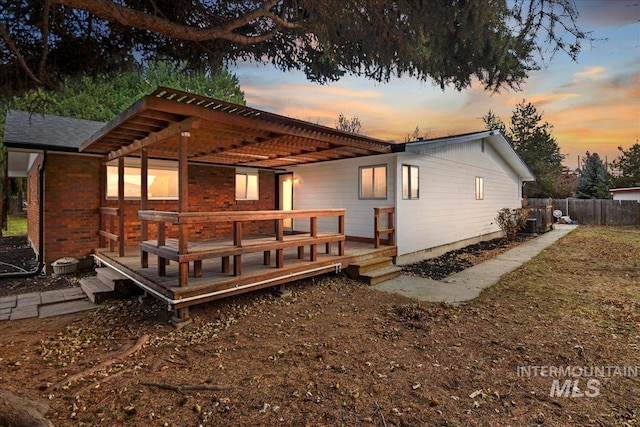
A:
4;214;27;237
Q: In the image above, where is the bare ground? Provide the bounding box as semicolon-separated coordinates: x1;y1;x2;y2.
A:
0;226;638;426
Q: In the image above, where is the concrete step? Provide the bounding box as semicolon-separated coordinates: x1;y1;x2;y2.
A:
95;267;139;296
80;277;119;304
359;266;403;286
345;257;393;279
39;299;99;319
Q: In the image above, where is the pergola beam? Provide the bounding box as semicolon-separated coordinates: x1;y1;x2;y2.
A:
107;116;201;161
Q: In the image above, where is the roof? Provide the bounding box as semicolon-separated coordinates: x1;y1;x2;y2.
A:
402;130;536;181
610;187;640;193
3;110;105;151
79;87;394;168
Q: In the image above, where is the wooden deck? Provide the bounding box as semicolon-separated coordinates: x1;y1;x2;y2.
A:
94;240;396;309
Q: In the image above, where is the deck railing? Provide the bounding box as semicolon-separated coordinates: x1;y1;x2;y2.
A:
99;207;123;256
138;209;346;287
374;206;395;248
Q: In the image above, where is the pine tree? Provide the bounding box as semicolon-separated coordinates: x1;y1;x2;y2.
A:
611;143;640;188
576;152;611;199
482;101;564;197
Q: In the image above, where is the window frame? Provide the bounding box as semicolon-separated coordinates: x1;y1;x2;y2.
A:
402;164;419;200
359;164;387;200
105;158;179;200
475;176;484;200
235;169;260;201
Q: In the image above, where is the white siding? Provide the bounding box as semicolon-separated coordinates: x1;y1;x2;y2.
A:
612;191;640;201
285;155;396;237
395;139;521;256
285;138;524;259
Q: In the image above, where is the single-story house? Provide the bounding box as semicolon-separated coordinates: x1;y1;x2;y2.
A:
610;187;640;201
4;87;535;325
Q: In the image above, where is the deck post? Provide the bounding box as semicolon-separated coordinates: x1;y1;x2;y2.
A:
157;221;166;276
309;216;317;261
178;131;190;287
276;218;284;268
338;214;345;255
171;307;192;329
374;209;380;248
140;148;149;268
108;214;115;252
117;156;125;257
233;221;242;276
387;209;395;246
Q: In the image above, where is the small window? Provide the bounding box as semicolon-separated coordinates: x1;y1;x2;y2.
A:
236;171;259;200
360;165;387;199
475;176;484;200
106;159;178;199
402;165;419;199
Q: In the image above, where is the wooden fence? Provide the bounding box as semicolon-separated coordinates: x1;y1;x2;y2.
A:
551;199;640;226
522;198;554;232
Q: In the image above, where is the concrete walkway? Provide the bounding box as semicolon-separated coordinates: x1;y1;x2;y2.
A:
0;286;98;321
373;225;577;304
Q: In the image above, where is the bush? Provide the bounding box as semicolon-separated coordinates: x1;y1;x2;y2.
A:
495;208;527;241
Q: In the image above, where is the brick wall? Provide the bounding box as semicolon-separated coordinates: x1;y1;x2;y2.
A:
27;154;44;253
104;166;276;244
43;153;102;263
39;155;277;265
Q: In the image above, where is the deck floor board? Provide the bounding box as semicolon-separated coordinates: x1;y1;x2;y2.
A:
95;241;396;307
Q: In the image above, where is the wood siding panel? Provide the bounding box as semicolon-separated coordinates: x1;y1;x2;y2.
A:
395;139;521;256
286;155;396;238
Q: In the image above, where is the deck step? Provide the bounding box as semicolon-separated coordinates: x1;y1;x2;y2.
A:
358;266;403;286
345;256;393;279
80;277;119;304
95;267;140;296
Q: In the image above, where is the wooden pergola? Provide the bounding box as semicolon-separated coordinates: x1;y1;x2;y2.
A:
80;87;396;326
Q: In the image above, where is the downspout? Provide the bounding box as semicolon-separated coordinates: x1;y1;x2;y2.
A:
0;150;47;278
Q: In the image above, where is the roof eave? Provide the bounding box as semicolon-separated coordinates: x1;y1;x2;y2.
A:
404;130;536;181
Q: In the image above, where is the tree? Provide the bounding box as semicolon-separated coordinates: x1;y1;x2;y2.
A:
576;152;611;199
0;61;245;231
335;114;363;134
1;61;245;122
611;143;640;188
1;0;589;97
554;166;580;198
482;110;506;135
482;100;564;197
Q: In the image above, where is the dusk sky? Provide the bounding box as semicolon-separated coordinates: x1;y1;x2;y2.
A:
232;0;639;169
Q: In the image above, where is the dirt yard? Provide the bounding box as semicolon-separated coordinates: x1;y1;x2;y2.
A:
0;226;638;426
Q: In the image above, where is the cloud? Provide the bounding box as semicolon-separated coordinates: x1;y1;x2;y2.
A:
574;66;608;80
576;0;640;28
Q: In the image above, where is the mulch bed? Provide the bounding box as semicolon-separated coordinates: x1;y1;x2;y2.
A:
0;236;92;297
401;235;532;280
1;234;533;297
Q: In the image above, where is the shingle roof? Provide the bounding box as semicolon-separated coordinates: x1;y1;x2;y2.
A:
3;110;105;151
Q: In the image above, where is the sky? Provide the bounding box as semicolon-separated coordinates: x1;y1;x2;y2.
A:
231;0;640;170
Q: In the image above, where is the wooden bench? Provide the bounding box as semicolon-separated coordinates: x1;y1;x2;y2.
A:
138;209;346;286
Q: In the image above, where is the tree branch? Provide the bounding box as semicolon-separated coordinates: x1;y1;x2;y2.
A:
0;22;45;87
53;334;149;390
50;0;301;45
38;1;52;83
141;382;237;393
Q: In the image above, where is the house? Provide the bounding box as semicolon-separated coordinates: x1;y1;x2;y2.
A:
610;187;640;201
3;87;535;326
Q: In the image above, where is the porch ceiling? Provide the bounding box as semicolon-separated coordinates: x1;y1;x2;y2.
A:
79;87;393;168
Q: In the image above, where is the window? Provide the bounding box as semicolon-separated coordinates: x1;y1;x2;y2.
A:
360;165;387;199
236;170;259;200
475;176;484;200
106;159;178;199
402;165;419;199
